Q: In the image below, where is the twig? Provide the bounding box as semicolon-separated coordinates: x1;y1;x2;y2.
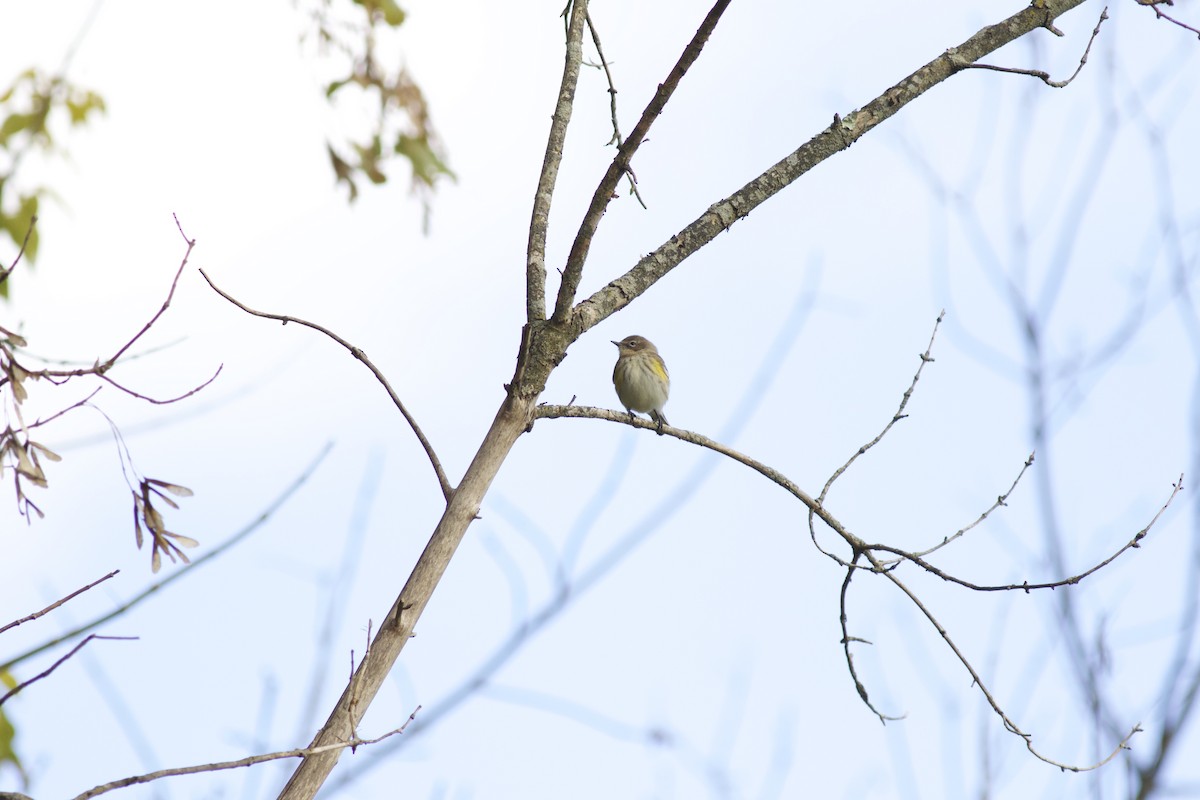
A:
960;7;1109;88
0;214;38;286
1138;0;1200;39
900;451;1036;561
873;556;1141;771
0;634;136;706
818;311;945;505
69;706;422;800
0;570;119;635
198;269;453;503
537;402;1169;770
99;364;223;405
28;387;102;429
869;474;1182;591
99;214;195;370
31;216;201;390
552;0;732;323
838;557;905;724
0;443;333;674
295;452;381;746
585;10;646;208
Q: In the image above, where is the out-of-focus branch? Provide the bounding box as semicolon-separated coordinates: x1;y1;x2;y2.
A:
537;308;1175;771
0;443;332;674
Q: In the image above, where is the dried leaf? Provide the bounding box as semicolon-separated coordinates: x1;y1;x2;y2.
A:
132;500;144;549
14;445;46;485
0;326;28;347
168;533;199;549
144;505;165;533
29;441;61;462
146;479;194;498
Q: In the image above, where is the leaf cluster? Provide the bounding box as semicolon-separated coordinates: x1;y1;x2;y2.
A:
0;69;105;299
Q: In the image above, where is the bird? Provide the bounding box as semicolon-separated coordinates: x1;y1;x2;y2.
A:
612;335;670;433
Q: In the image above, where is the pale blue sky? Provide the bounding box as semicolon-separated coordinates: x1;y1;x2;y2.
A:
2;1;1198;798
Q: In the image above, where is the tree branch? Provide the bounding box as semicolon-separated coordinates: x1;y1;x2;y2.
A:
0;634;136;707
962;6;1108;88
525;0;589;322
0;570;118;635
0;213;37;287
552;0;732;324
198;269;453;503
584;10;647;208
568;0;1092;334
70;707;421;800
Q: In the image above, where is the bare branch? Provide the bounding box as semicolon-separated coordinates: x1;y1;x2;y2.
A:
27;387;102;429
870;474;1183;592
98;364;223;405
199;269;453;503
553;0;732;324
901;452;1036;561
535;403;855;548
568;0;1094;334
98;214;195;369
873;559;1142;771
0;213;37;286
584;10;646;208
0;634;136;707
535;404;1174;770
818;311;945;505
1138;0;1200;39
0;570;119;635
961;7;1109;88
69;706;422;800
23;216;206;401
526;0;589;323
838;557;905;724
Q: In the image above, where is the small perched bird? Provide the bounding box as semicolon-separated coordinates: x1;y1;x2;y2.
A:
612;335;670;432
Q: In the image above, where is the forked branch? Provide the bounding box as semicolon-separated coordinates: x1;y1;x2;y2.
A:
536;312;1178;771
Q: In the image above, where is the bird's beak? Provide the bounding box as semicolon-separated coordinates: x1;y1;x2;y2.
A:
611;340;619;347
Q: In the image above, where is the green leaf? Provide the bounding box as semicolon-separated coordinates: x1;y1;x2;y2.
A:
0;113;34;147
395;133;455;187
65;89;106;125
378;0;407;26
353;0;406;26
0;671;26;785
9;194;39;265
328;143;359;202
325;78;350;99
